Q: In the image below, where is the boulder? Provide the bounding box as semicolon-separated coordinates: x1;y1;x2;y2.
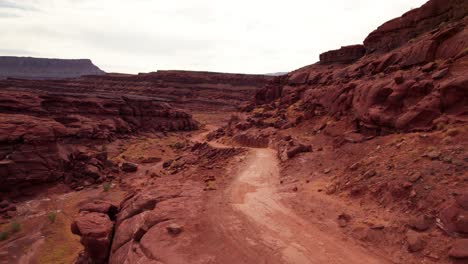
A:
406;231;426;252
79;200;119;220
277;138;312;161
439;195;468;234
71;212;114;264
121;162;138;173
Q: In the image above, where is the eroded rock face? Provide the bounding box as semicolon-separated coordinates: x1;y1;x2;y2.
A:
0;90;198;192
319;45;366;64
0;70;274;112
364;0;468;53
0;56;105;80
255;4;468;134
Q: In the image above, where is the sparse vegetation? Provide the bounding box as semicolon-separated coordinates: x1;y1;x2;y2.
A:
0;231;8;241
103;182;111;192
48;211;57;223
10;221;21;233
171;142;185;150
205;180;217;191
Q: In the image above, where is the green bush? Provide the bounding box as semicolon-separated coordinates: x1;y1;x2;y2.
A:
103;182;111;192
0;231;8;241
47;211;57;223
10;221;20;233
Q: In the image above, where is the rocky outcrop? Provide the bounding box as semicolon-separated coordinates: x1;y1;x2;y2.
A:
0;56;105;80
364;0;468;53
255;3;468;134
277;137;312;161
72;201;117;264
232;133;270;148
0;90;198;192
319;45;366;64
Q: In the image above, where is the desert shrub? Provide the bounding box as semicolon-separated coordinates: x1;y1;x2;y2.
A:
10;221;20;233
171;142;185;150
103;182;111;192
0;231;8;241
47;211;57;223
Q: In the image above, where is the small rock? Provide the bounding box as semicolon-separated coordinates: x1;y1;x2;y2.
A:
337;213;351;228
455;212;468;233
0;200;9;208
424;150;441;160
369;224;385;230
121;162;138;173
456;194;468;210
432;68;449;80
449;239;468;259
167;223;183;235
323;169;331;174
409;172;422;183
407;215;431;231
363;170;377;178
394;75;405;84
162;160;173;168
406;231;426;253
349;162;359;171
292;186;298;192
422;62;437;72
140;157;162;164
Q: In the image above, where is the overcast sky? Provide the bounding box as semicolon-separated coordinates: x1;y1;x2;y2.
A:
0;0;427;74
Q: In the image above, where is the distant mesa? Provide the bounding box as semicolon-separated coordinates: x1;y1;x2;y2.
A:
0;56;105;80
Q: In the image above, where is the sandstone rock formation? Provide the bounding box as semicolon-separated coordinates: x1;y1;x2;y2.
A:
319;45;366;64
0;89;198;192
0;56;105;80
0;70;273;112
364;0;468;53
255;15;468;134
71;204;115;264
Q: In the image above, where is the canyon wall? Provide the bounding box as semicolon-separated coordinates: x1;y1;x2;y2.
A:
0;69;272;193
1;70;274;111
0;89;197;192
255;2;468;134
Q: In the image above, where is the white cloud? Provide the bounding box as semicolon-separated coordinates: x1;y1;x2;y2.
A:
0;0;428;73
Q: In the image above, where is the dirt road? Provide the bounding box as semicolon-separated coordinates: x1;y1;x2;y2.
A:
204;147;388;264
